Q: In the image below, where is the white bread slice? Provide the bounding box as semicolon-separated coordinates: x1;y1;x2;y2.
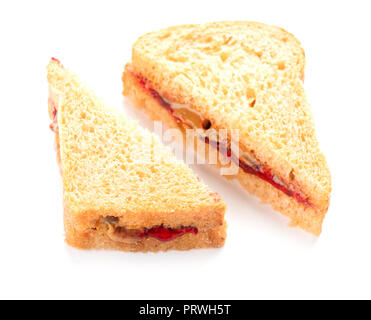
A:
47;58;226;252
124;21;331;235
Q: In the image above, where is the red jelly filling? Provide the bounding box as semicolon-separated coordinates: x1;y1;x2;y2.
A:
203;136;308;204
137;73;189;127
51;57;61;63
139;226;198;242
49;97;58;132
133;72;310;206
51;57;64;68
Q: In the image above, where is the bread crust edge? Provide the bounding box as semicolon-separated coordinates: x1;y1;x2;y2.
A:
64;211;227;252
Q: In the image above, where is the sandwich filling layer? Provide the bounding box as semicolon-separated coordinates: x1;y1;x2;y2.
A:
103;216;198;243
130;69;310;206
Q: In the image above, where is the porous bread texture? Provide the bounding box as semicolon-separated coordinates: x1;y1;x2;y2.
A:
64;211;227;252
129;21;331;218
123;66;326;235
47;59;226;251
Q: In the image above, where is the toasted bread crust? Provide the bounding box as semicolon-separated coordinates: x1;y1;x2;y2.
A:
64;211;227;252
123;67;326;235
129;21;331;216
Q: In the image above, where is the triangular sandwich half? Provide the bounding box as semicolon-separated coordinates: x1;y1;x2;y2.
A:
47;58;226;252
123;21;331;235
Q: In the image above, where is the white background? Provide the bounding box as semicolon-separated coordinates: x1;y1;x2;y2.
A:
0;0;370;299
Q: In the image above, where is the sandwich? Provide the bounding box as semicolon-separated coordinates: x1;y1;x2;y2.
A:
47;58;226;252
122;21;331;235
